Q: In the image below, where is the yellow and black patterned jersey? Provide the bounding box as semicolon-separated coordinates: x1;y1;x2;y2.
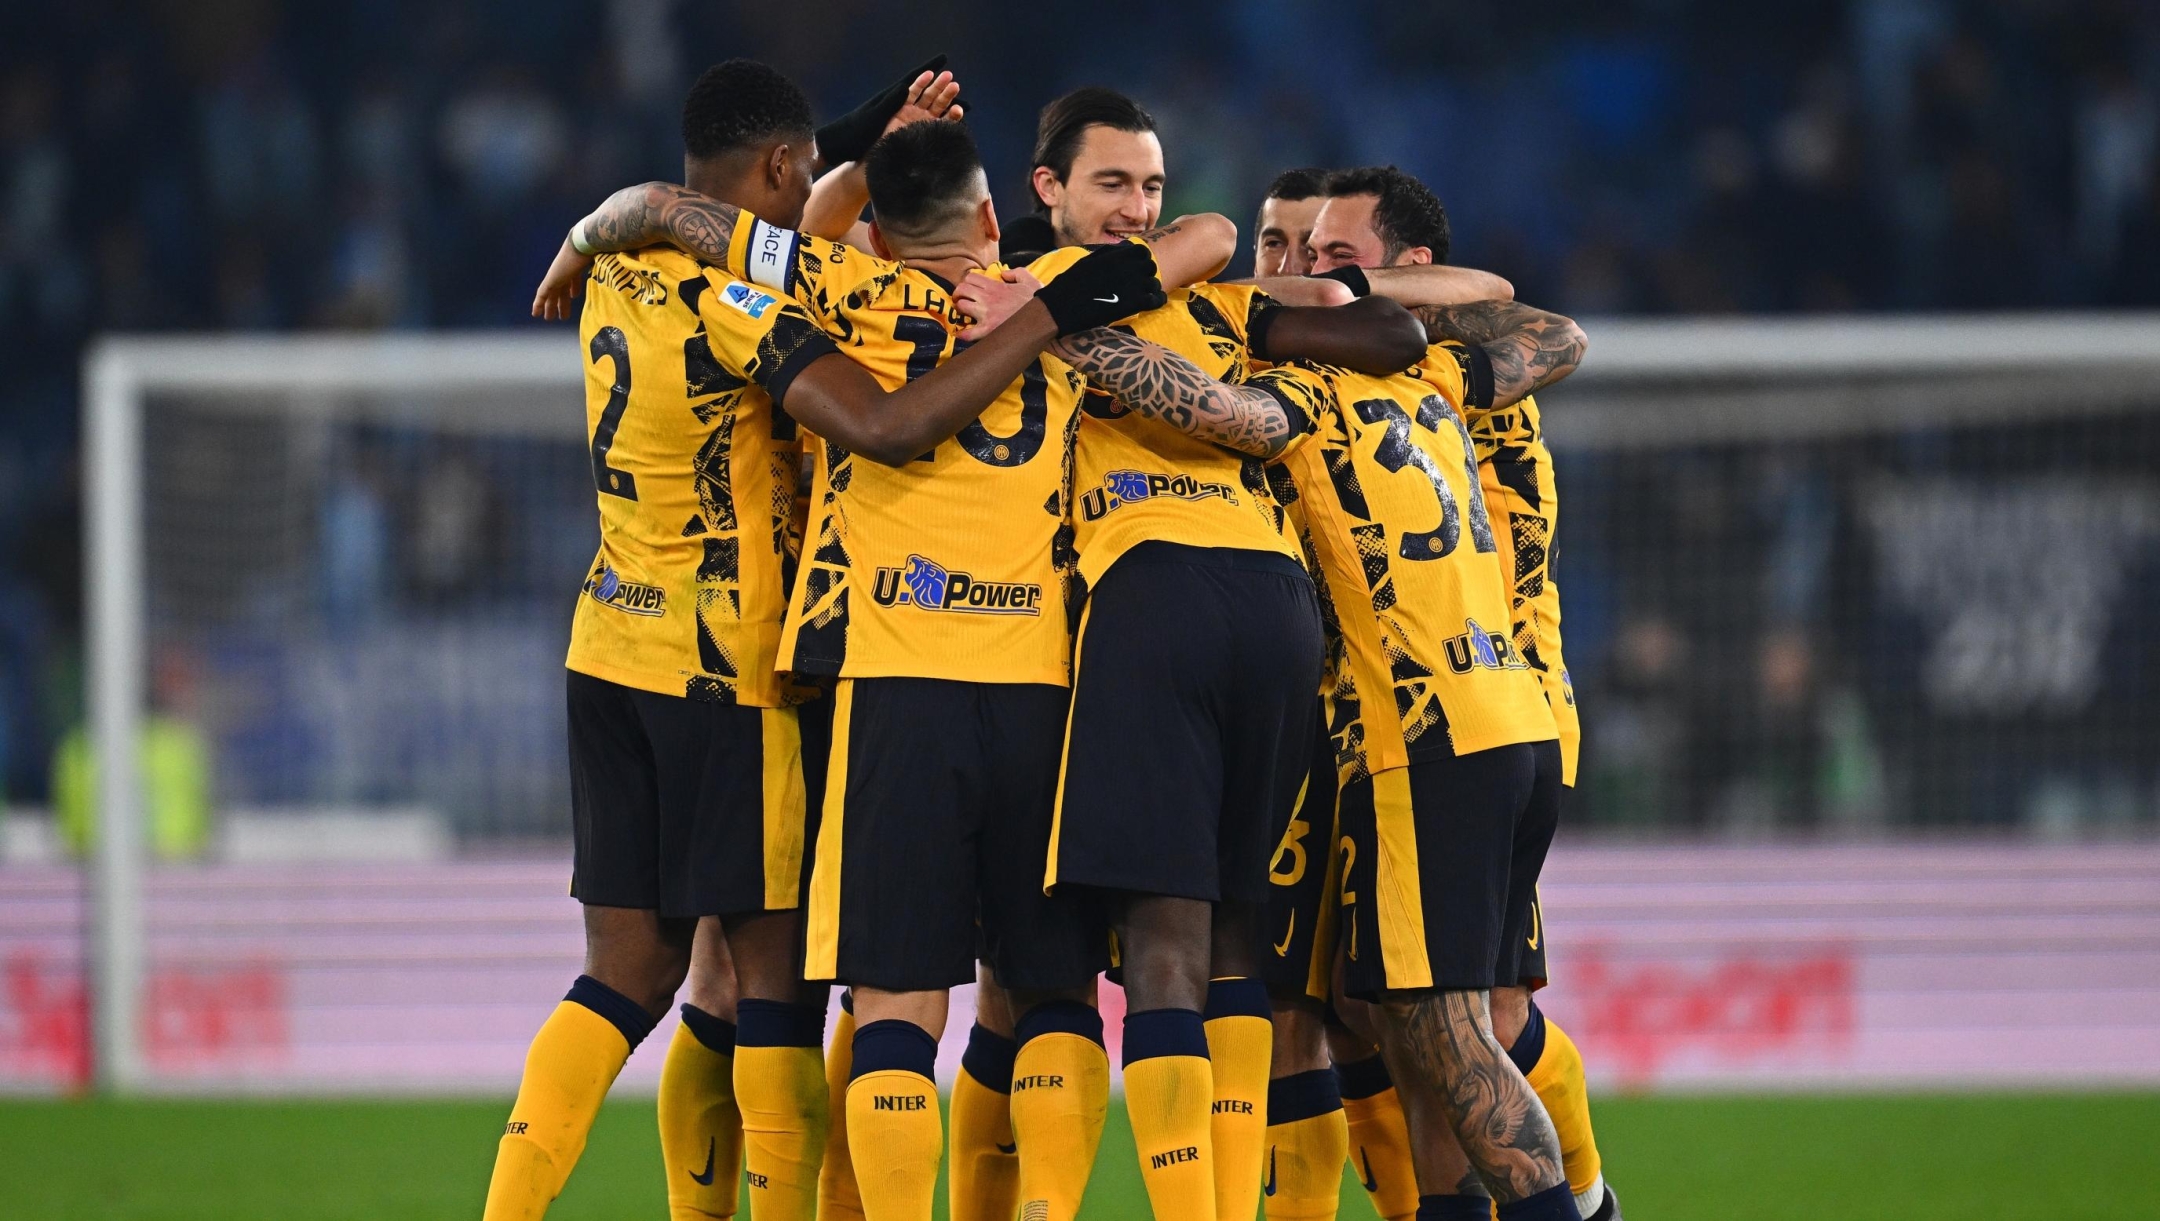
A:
725;214;1093;685
567;247;838;706
1069;283;1303;586
1466;388;1580;785
1252;351;1553;783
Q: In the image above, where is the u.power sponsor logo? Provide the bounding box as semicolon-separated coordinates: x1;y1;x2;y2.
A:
1079;468;1238;521
871;554;1043;616
1442;617;1529;674
586;564;667;617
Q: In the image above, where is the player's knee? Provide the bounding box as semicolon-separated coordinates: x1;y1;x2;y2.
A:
1209;899;1264;979
1114;894;1212;1011
1490;984;1532;1051
1269;998;1329;1077
583;909;695;1016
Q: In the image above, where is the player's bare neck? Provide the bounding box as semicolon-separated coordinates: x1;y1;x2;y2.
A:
900;249;991;284
683;155;766;215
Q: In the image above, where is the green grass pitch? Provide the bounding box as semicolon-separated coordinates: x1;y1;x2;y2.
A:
3;1092;2155;1219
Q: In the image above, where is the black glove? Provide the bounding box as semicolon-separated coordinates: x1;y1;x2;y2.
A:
1035;241;1166;335
816;54;948;167
999;214;1058;266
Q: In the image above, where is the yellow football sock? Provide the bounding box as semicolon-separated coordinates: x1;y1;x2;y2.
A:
483;977;654;1221
1336;1056;1417;1221
845;1020;944;1221
1262;1068;1348;1221
1204;980;1272;1221
1521;1009;1604;1200
658;1008;743;1220
1009;1003;1111;1221
948;1024;1021;1221
734;1000;830;1221
818;1002;866;1221
1123;1009;1216;1221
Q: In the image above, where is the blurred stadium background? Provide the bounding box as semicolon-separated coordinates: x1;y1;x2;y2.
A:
4;1;2160;1218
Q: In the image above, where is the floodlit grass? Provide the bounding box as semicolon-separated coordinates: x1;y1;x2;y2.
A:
2;1091;2155;1219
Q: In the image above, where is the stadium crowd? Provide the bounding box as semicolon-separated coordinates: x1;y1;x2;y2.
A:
4;0;2160;832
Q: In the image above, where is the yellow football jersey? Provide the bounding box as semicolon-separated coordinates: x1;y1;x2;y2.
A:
1252;352;1554;783
566;248;838;705
1070;283;1303;587
725;214;1093;685
1468;390;1580;785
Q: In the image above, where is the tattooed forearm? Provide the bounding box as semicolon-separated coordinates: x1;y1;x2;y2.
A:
1377;990;1566;1203
1049;328;1293;458
578;182;744;265
1413;301;1587;405
1137;221;1182;243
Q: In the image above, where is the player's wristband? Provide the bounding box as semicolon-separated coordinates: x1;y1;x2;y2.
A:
1312;265;1370;297
1246;300;1285;363
569;219;597;257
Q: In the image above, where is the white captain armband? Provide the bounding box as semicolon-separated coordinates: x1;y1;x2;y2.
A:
744;218;799;293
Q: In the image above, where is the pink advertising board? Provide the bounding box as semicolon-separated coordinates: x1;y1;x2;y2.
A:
4;842;2156;1094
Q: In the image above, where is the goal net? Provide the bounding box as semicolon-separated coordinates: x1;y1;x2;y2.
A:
52;315;2160;1091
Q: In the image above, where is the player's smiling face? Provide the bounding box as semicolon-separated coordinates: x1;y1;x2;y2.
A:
1046;125;1165;247
1308;194;1394;271
1254;195;1324;276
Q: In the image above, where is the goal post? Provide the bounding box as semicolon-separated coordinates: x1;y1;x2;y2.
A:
75;316;2160;1093
81;333;582;1091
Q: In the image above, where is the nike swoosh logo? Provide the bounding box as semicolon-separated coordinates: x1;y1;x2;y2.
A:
1093;294;1119;304
1273;911;1297;957
996;1140;1018;1155
691;1137;716;1186
1525;899;1541;951
1359;1147;1379;1193
1263;1147;1277;1197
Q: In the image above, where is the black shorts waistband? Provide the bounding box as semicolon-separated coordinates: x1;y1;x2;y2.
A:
1111;540;1310;580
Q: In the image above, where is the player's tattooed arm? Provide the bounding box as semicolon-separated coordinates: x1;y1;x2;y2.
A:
1413;301;1587;406
1049;328;1298;458
581;181;742;263
1377;990;1568;1204
531;182;745;319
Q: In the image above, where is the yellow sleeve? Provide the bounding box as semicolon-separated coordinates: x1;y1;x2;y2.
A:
1021;244;1090;286
724;209;896;326
691;273;842;408
1188;282;1268;344
1243;363;1333;461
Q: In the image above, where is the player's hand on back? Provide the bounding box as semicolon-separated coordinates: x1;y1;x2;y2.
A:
1032;240;1168;334
955;269;1045;341
533;236;594;321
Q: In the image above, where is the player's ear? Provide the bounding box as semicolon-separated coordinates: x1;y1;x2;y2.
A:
1031;165;1063;211
980;197;1001;244
866;221;895;261
767;142;792;190
1397;246;1434;267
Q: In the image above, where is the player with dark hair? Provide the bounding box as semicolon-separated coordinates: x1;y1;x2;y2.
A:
1254;168;1330;277
544;114;1252;1221
504;59;1169;1221
1297;166;1618;1221
1028;86;1164;247
942;89;1514;1221
1313;166;1452;267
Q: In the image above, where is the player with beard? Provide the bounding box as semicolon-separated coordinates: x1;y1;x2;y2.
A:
939;91;1516;1221
1303;166;1618;1221
499;56;1133;1221
1254;168;1330;278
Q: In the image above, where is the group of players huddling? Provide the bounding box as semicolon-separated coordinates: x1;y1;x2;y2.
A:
487;53;1614;1221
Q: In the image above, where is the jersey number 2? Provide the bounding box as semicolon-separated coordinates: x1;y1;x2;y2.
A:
589;326;639;500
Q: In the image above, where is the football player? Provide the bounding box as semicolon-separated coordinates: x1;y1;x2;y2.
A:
1305;166;1616;1221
